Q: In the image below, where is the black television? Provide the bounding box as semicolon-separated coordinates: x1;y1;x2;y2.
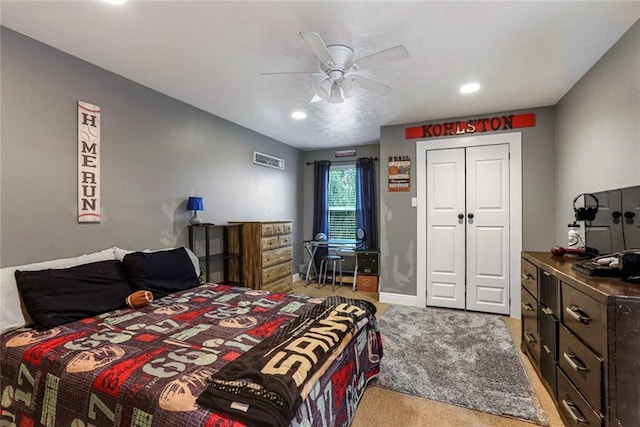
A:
584;184;640;255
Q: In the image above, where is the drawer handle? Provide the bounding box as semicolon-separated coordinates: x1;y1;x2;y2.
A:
521;302;534;312
542;344;552;355
541;306;554;316
561;399;587;424
521;273;534;281
542;271;552;277
524;332;536;343
566;305;591;324
563;352;588;372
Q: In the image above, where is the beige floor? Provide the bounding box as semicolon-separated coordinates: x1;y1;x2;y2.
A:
291;279;564;427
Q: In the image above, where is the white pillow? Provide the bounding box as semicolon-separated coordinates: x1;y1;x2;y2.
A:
0;248;117;333
113;246;200;277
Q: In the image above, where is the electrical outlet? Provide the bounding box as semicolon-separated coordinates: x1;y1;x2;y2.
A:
411;197;417;207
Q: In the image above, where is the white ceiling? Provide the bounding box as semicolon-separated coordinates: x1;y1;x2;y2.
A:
2;1;639;151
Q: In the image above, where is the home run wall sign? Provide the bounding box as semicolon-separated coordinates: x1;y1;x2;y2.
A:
77;101;101;223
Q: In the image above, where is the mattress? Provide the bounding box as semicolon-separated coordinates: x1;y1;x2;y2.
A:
0;283;382;427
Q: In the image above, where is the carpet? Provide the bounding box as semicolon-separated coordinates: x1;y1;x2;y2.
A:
377;305;547;425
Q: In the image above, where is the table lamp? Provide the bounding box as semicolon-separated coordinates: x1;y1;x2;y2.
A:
187;196;204;225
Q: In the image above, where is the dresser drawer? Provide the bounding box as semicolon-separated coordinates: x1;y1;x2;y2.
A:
273;223;285;235
262;262;292;284
282;222;293;234
540;341;557;400
262;247;293;268
558;324;603;414
262;275;293;293
539;304;558;361
521;287;540;363
261;223;275;236
521;259;538;299
557;369;603;427
260;236;279;251
539;269;560;317
278;235;292;248
561;282;607;356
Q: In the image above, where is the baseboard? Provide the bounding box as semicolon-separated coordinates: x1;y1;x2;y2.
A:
379;292;418;306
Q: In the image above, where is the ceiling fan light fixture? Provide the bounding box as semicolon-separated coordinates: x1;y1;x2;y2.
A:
313;78;331;100
341;77;359;98
327;83;344;103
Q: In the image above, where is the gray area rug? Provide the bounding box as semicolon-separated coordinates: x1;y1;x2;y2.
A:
377;305;547;425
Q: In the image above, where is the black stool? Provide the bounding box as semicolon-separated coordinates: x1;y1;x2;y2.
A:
319;254;343;291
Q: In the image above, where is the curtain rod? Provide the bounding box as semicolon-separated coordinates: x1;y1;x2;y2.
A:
305;157;378;165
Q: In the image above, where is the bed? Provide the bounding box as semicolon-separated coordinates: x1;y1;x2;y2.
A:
0;247;382;427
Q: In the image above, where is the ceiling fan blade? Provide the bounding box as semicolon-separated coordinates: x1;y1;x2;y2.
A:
350;45;409;71
351;75;392;96
260;71;317;75
299;32;335;66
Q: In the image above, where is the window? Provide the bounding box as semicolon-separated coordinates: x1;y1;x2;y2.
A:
328;164;356;239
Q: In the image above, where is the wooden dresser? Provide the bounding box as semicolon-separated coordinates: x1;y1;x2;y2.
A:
229;221;293;292
521;252;640;427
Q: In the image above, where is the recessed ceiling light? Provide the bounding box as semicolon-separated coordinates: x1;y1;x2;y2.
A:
460;82;480;94
291;111;307;120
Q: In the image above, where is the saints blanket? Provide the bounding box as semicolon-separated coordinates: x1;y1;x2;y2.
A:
196;296;377;427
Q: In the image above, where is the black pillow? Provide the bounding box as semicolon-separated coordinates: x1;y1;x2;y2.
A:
16;260;133;330
122;248;199;298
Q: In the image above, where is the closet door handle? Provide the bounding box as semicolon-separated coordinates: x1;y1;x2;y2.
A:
458;213;464;220
467;213;474;219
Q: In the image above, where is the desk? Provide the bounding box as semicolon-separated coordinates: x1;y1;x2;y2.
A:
303;239;361;291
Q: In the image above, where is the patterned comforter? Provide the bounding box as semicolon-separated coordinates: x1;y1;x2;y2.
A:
0;284;382;427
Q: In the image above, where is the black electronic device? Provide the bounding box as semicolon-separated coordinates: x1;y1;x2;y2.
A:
584;185;640;254
622;252;640;283
572;260;621;277
356;251;379;275
571;250;640;280
573;193;599;222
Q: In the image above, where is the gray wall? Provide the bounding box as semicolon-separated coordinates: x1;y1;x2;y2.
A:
554;20;640;242
1;27;303;272
379;107;556;296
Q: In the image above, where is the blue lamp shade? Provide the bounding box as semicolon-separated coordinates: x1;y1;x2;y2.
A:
187;197;204;211
187;197;204;225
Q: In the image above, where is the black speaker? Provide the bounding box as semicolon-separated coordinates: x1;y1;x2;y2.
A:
573;193;599;222
357;251;379;275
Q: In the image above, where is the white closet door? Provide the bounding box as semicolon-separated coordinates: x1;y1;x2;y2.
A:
466;144;510;314
426;148;466;309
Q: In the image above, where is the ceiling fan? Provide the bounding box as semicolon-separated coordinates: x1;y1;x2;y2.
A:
262;32;410;104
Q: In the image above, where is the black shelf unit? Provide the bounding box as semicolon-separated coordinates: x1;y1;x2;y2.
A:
187;223;243;285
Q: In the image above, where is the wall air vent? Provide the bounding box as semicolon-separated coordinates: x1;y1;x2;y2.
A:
253;151;285;171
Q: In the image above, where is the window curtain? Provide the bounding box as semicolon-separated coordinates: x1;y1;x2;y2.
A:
356;157;377;250
312;161;331;267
